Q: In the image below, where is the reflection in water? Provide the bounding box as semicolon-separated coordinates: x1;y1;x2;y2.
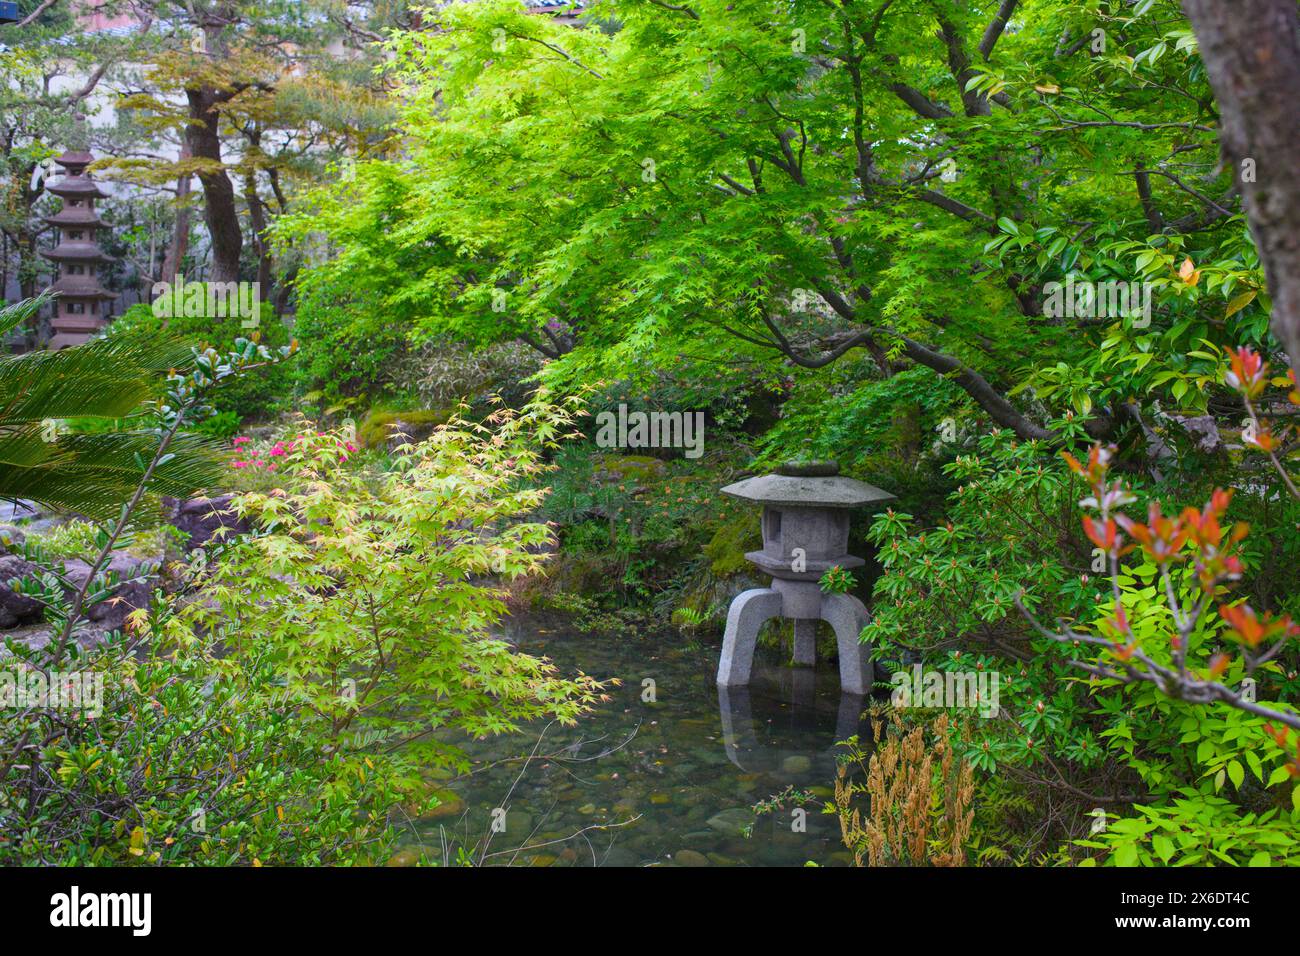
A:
717;682;867;773
398;615;876;866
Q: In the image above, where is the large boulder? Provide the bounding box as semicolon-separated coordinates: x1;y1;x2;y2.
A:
166;494;251;551
1173;414;1223;455
356;408;450;451
0;499;41;523
594;455;668;483
0;549;162;635
63;552;159;633
0;554;45;629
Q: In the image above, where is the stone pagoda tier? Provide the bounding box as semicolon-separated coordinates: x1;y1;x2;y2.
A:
40;150;117;350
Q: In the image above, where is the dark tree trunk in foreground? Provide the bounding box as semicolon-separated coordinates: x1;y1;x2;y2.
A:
1183;0;1300;373
185;86;242;283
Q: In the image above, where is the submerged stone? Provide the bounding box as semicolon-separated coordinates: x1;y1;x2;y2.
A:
706;807;754;833
781;754;813;774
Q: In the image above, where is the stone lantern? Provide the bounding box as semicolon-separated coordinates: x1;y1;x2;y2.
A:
40;149;117;350
716;461;893;695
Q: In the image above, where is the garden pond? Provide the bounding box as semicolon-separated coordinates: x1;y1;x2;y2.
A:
395;615;876;867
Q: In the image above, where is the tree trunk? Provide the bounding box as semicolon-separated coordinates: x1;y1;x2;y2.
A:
1182;0;1300;373
160;147;193;283
184;87;242;283
243;169;274;301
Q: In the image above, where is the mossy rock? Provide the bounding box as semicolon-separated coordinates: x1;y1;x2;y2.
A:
386;848;422;867
776;459;840;477
356;407;452;449
545;551;618;595
596;454;667;483
420;788;466;821
703;517;761;577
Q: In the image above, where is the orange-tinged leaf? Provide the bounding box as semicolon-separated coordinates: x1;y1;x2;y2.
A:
1225;290;1256;318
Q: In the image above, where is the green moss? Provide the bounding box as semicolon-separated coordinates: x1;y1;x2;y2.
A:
546;552;617;595
703;517;760;577
598;454;667;482
356;406;452;448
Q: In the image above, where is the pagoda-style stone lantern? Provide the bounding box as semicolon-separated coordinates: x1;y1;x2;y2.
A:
41;149;116;350
716;461;894;695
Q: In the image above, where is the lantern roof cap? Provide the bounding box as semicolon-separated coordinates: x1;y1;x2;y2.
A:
721;460;895;509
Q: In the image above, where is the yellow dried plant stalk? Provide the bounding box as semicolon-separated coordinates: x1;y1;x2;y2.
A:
836;709;975;867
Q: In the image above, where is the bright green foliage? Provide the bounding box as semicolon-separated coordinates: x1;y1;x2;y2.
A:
819;566;856;595
176;397;609;774
1079;796;1300;868
281;0;1269;443
21;518;186;562
866;431;1105;654
0;630;411;866
1;395;610;864
108;303;294;423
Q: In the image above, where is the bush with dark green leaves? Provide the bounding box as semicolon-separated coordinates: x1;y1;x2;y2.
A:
108;303;294;423
0;627;408;866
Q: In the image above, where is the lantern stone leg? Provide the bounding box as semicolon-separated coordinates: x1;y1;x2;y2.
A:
792;619;817;666
836;691;867;742
716;588;782;687
717;682;868;772
716;683;754;770
821;592;873;695
716;587;875;694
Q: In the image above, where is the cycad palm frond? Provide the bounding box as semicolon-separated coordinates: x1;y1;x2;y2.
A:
0;294;49;340
0;327;196;423
0;296;222;522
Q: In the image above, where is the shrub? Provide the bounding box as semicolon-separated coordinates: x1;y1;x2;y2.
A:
23;519;185;562
0;394;608;865
289;278;407;408
0;629;408;866
861;425;1300;865
179;397;610;778
106;303;293;423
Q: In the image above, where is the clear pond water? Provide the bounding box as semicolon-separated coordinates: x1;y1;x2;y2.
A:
396;614;875;867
